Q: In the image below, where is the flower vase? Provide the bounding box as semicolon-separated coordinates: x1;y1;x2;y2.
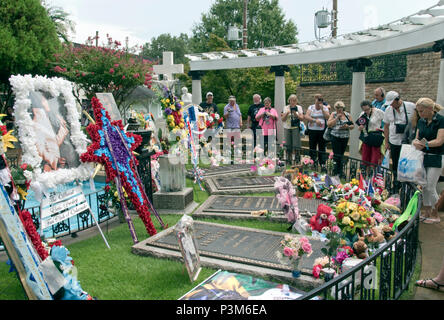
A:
296;190;305;197
158;154;186;192
291;259;301;278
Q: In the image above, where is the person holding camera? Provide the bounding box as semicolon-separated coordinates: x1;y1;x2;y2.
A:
305;94;330;170
224;95;242;145
383;91;416;191
247;94;264;148
327;101;354;177
357;100;385;167
255;97;278;156
281;94;304;164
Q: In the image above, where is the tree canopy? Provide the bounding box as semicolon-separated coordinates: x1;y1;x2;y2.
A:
0;0;61;110
51;35;154;109
141;33;191;66
191;0;298;53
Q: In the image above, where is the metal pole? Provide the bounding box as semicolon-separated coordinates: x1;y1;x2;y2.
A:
243;0;248;49
332;0;338;38
95;31;98;46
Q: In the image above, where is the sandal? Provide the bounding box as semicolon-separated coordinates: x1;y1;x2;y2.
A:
422;217;441;224
416;279;444;292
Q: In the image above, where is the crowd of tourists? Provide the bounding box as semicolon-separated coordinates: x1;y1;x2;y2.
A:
205;88;443;227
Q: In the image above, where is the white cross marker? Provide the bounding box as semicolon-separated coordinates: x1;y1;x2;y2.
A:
153;51;184;80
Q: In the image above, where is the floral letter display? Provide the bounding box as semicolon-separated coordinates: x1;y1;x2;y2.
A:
9;75;94;197
81;97;165;243
0;184;53;300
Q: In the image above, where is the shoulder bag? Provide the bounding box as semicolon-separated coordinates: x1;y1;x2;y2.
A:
359;110;384;147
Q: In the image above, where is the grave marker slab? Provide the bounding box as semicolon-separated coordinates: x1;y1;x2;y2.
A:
132;221;326;290
205;175;276;195
193;195;326;221
186;164;253;179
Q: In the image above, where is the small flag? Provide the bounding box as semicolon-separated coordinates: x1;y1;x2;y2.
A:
325;175;332;188
368;181;375;196
359;173;366;190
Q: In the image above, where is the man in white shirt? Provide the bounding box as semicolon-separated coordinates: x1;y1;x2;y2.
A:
383;91;416;191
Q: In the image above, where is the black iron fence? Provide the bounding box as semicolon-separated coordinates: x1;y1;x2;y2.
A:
0;187;116;250
298;52;407;86
0;149;156;249
291;147;421;300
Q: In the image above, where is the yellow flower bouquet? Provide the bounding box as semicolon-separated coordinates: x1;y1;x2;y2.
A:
334;200;374;234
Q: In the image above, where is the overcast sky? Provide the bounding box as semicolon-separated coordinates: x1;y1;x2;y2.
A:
47;0;440;51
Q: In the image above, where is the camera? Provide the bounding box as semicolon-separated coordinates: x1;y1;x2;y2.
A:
395;123;407;134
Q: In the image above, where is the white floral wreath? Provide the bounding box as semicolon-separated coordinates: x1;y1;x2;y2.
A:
9;75;94;199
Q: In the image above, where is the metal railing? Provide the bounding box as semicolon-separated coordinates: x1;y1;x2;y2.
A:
0;187;116;250
298;51;409;86
291;147;421;300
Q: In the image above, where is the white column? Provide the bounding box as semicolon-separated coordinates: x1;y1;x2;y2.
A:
271;65;289;144
346;58;372;159
189;71;204;105
350;72;366;159
437;57;444;107
192;79;202;105
434;40;444;108
274;75;285;143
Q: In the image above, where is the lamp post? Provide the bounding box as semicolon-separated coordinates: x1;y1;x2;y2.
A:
332;0;338;38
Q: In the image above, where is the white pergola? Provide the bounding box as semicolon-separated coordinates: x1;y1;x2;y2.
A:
185;1;444;158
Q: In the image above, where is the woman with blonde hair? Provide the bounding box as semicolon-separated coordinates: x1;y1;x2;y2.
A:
412;97;444;224
281;94;304;164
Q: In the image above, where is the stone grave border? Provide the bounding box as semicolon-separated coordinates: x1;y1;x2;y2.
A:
132;220;324;291
186;164;254;179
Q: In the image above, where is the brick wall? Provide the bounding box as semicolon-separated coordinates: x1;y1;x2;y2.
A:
294;50;441;112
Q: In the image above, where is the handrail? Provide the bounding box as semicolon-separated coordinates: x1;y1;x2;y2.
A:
0;187;115;249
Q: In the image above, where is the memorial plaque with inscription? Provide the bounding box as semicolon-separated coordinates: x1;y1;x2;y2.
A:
193;195;327;220
139;221;325;274
205;175;276;195
186;164;252;179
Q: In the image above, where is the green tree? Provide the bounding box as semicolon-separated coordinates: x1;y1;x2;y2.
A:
50;35;154;110
41;0;76;43
199;34;299;108
191;0;298;53
0;0;61;111
141;33;191;66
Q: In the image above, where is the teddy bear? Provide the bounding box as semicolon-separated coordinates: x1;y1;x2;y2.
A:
309;203;333;233
366;227;385;248
381;225;396;241
353;236;369;259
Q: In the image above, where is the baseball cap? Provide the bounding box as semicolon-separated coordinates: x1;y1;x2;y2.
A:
385;91;400;105
206;92;213;97
228;95;236;101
